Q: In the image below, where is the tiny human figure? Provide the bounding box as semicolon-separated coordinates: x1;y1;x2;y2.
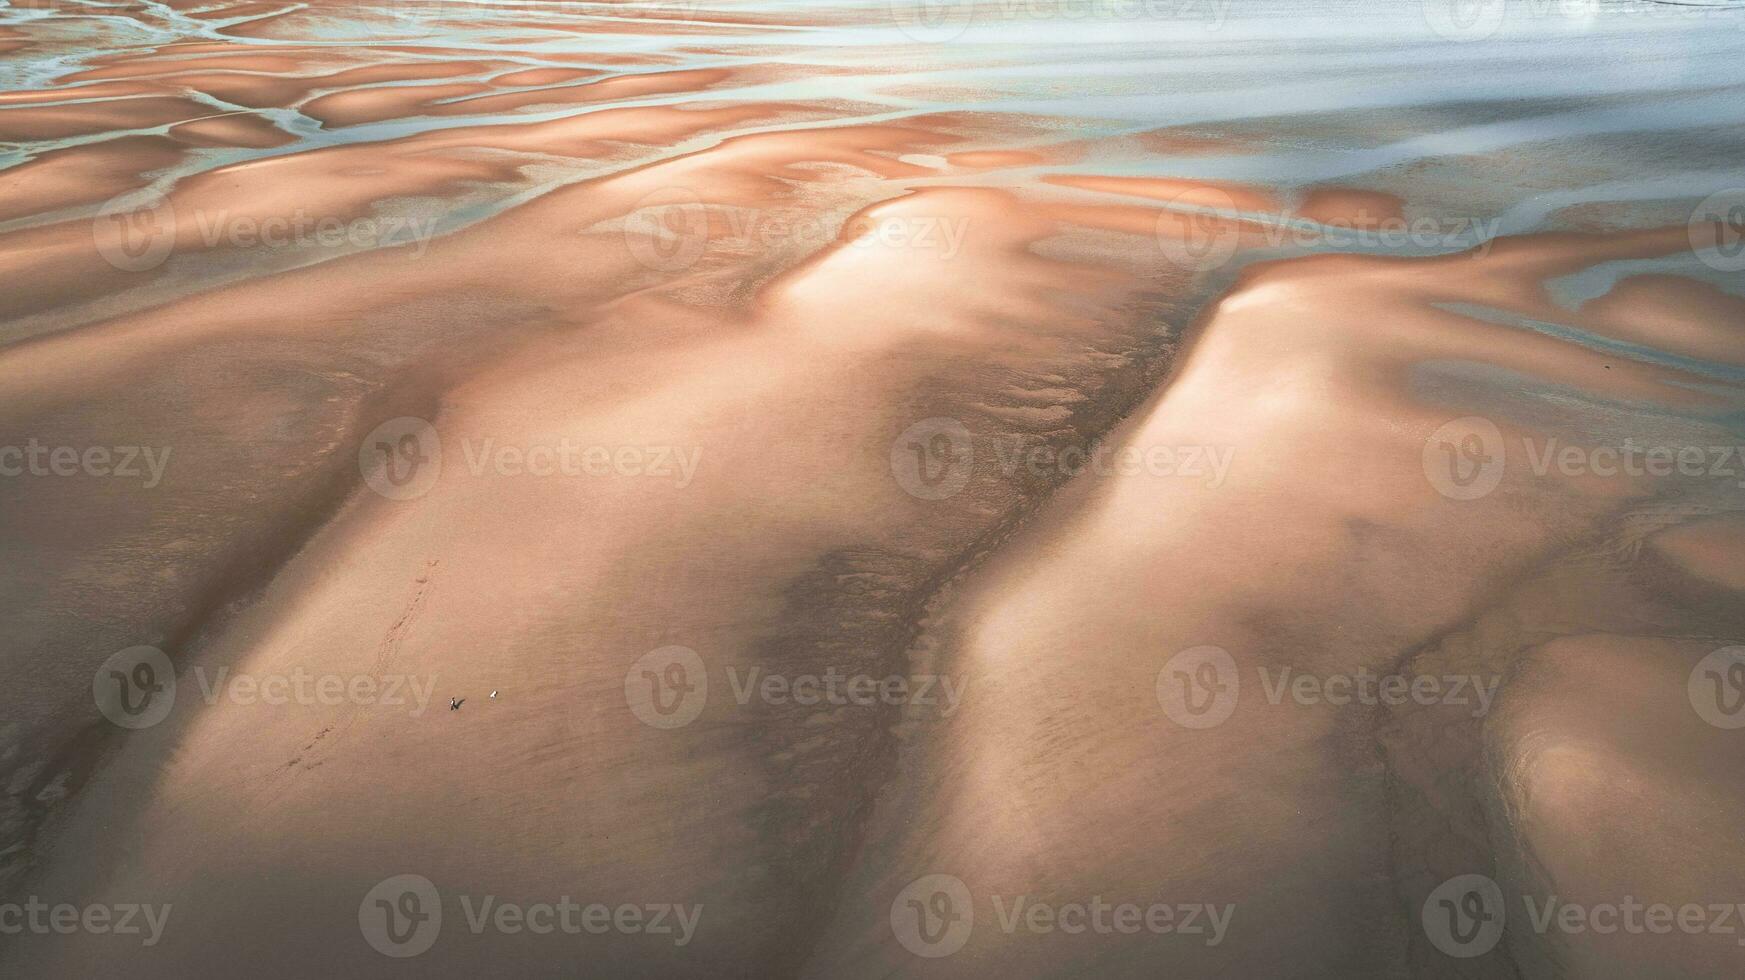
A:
449;697;463;711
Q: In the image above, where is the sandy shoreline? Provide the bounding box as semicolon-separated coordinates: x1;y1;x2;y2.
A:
4;0;1745;975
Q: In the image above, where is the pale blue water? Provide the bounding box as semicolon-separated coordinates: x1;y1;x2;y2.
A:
3;0;1743;282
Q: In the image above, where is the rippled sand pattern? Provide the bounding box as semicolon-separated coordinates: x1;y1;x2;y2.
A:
2;0;1745;976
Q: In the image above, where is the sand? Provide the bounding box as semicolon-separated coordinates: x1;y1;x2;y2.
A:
2;0;1744;976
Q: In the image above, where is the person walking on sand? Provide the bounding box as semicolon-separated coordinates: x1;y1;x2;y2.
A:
449;697;463;711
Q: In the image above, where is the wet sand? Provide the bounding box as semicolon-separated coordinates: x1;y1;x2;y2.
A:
2;0;1745;976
